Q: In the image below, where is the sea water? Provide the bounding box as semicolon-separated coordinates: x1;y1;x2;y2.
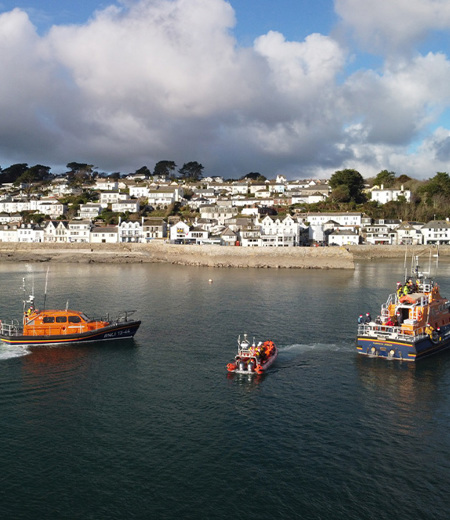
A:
0;260;450;519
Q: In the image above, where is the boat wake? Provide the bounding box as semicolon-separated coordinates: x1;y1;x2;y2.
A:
274;343;349;369
0;345;30;360
279;342;344;354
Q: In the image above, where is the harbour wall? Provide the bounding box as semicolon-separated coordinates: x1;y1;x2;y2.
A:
0;242;353;269
0;242;448;269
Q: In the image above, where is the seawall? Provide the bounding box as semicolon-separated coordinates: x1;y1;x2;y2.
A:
0;242;355;269
0;242;448;269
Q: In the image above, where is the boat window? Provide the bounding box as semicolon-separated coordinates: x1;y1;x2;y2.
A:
56;316;67;323
43;316;55;323
68;316;81;323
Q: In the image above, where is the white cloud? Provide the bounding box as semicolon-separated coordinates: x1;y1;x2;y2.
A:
0;0;450;179
335;0;450;55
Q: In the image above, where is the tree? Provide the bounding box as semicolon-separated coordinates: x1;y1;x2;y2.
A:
397;174;411;184
66;162;96;186
0;163;28;184
330;185;350;203
420;172;450;198
178;161;204;181
329;169;366;203
241;172;267;182
154;161;177;178
134;166;151;177
374;170;396;188
14;164;51;186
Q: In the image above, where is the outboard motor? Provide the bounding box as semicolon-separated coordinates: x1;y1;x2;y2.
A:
247;360;255;372
239;361;246;371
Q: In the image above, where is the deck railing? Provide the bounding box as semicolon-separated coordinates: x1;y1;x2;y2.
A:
357;323;429;342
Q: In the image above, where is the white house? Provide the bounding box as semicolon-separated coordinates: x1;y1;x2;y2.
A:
327;229;359;246
395;222;424;245
238;224;262;247
44;221;69;242
220;227;237;246
169;221;208;244
111;199;140;213
0;198;33;213
129;185;150;198
36;199;66;218
199;205;238;225
371;185;411;204
307;212;362;227
94;179;119;191
170;221;190;243
118;220;143;242
68;220;92;243
363;224;396;245
142;217;167;240
17;223;44;242
421;220;450;245
147;187;181;207
0;213;21;224
231;182;249;195
79;203;102;220
259;215;299;246
100;191;128;205
90;226;119;243
0;223;19;242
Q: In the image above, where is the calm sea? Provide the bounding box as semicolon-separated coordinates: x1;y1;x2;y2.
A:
1;260;450;520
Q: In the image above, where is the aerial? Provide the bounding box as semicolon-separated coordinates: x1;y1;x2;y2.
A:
0;0;450;179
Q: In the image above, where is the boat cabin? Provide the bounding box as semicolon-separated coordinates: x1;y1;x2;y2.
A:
23;309;109;336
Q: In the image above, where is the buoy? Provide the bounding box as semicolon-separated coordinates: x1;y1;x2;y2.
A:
208;279;213;284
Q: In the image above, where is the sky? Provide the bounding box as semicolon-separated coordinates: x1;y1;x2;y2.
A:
1;1;450;179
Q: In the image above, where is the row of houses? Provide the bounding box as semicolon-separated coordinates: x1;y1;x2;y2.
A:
1;213;450;246
0;218;166;244
0;174;412;221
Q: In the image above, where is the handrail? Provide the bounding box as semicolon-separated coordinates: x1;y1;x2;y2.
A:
358;323;428;341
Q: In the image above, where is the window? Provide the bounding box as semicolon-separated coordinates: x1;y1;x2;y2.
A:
43;316;55;323
68;315;81;323
56;316;67;323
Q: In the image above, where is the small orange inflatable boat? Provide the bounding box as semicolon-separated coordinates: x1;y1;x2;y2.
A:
227;334;278;374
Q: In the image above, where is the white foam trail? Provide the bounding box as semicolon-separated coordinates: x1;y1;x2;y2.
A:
0;345;30;360
279;343;346;354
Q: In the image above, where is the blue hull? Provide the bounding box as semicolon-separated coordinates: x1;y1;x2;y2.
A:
356;332;450;361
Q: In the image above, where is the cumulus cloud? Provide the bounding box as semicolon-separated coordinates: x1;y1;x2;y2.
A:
0;0;450;178
335;0;450;55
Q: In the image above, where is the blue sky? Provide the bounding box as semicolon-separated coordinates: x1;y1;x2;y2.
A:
0;1;337;41
0;0;450;179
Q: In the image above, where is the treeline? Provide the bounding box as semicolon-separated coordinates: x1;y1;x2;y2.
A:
0;160;206;186
310;169;450;222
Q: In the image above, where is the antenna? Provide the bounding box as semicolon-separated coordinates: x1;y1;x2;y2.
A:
434;244;440;276
43;267;50;311
403;247;408;282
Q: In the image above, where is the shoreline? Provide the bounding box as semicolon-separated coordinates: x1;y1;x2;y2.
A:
0;242;447;269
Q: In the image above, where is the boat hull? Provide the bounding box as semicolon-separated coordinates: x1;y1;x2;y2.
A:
229;347;278;374
0;320;141;347
356;332;450;361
